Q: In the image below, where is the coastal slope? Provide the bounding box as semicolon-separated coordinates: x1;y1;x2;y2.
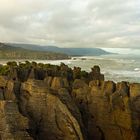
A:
0;43;69;60
7;43;110;56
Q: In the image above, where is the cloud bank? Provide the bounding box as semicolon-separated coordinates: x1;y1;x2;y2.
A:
0;0;140;48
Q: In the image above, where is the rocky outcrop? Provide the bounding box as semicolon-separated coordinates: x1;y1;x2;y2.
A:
89;65;104;81
51;77;69;90
72;79;140;140
0;62;139;140
20;80;86;140
89;81;133;140
0;77;16;101
72;79;102;140
0;101;33;140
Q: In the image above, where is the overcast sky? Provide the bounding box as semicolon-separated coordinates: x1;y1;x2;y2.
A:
0;0;140;48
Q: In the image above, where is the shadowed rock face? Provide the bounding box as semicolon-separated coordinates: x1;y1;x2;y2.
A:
0;101;33;140
89;66;104;81
0;62;139;140
19;80;85;140
86;80;139;140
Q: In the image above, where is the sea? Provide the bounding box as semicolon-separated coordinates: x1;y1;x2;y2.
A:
0;48;140;83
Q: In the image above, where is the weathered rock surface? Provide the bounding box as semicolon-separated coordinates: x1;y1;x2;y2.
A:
20;80;85;140
89;66;104;81
0;76;9;87
0;63;139;140
72;80;140;140
72;79;102;140
0;101;33;140
51;77;69;90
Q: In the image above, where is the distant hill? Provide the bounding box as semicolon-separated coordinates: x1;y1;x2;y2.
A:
7;43;110;56
0;43;69;60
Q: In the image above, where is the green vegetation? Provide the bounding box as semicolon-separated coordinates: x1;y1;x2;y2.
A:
7;43;111;56
0;65;10;75
0;43;69;60
0;60;104;82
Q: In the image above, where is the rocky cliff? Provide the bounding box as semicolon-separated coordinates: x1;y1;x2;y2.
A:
0;61;139;140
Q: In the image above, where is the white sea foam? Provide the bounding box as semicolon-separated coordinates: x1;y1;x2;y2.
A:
0;53;140;82
134;68;140;71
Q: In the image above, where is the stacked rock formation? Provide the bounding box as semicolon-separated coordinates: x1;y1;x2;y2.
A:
0;61;139;140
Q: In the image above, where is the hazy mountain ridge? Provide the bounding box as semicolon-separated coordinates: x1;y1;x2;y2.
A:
0;42;69;60
7;43;110;56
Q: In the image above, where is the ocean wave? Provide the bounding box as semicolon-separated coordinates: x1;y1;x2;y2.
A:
134;68;140;71
105;69;140;78
71;56;135;64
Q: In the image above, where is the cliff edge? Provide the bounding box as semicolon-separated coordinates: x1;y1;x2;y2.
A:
0;61;139;140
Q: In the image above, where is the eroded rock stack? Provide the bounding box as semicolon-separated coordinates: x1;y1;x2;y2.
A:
0;61;139;140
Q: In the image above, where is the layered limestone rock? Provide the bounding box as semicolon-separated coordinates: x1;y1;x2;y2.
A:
129;84;140;139
4;80;16;101
44;76;53;87
51;77;69;90
0;76;9;88
72;79;102;140
89;66;104;81
72;79;140;140
20;79;86;140
89;81;134;140
0;76;16;101
0;63;140;140
0;101;33;140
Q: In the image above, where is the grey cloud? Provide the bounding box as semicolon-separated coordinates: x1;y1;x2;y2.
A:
0;0;140;48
